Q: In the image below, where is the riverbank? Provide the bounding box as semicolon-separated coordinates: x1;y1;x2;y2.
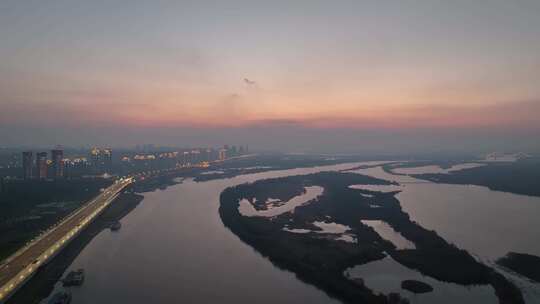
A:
194;155;386;182
384;160;540;197
6;192;143;304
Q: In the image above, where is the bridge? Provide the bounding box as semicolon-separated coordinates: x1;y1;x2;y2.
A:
0;178;133;303
0;155;254;303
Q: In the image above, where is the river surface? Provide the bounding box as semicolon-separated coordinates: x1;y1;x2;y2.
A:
351;165;540;303
47;162;382;304
238;186;324;217
44;161;540;303
390;162;485;175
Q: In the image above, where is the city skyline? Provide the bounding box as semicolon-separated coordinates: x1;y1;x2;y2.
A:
1;1;540;153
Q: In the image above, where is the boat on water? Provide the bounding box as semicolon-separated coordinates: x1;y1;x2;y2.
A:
110;221;122;231
48;291;71;304
62;269;84;287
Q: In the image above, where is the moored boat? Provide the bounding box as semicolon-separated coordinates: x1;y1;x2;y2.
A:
110;221;122;231
62;269;84;287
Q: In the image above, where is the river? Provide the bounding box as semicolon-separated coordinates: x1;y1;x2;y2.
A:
43;161;540;303
46;162;385;304
350;165;540;303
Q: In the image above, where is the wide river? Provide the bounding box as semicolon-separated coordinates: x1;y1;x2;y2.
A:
43;161;540;303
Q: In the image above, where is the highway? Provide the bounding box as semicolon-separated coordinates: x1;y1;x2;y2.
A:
0;178;133;303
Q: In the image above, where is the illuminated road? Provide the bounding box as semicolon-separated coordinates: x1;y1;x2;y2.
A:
0;155;253;303
0;178;132;303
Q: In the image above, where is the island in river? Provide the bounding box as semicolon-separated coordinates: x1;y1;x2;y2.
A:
219;171;524;304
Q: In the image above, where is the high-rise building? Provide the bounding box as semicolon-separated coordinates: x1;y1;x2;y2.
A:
51;149;64;178
219;149;227;161
22;151;33;180
205;149;212;162
90;147;100;173
191;150;200;164
182;151;190;166
90;147;113;174
102;148;112;173
36;152;48;179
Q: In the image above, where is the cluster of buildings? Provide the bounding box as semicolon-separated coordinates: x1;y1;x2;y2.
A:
16;144;249;181
219;145;248;161
20;147;113;180
22;149;64;180
121;145;248;168
90;148;113;174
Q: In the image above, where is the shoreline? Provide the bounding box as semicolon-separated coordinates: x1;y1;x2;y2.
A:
381;161;540;198
219;171;525;304
6;191;143;304
4;166;199;304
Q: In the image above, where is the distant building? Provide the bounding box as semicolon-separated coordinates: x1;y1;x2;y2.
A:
51;149;64;178
191;150;200;164
182;151;189;165
90;147;100;170
90;148;113;174
205;149;212;162
219;149;227;161
102;148;112;173
22;151;33;180
36;152;48;179
63;157;90;178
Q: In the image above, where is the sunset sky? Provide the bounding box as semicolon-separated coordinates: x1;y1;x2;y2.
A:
1;1;539;153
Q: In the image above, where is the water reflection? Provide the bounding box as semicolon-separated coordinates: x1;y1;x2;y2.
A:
313;221;350;234
391;163;485;175
345;256;497;304
283;221;356;243
238;186;323;217
200;170;225;175
360;220;415;250
349;184;403;193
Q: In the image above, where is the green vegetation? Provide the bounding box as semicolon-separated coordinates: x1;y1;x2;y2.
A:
0;179;112;261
